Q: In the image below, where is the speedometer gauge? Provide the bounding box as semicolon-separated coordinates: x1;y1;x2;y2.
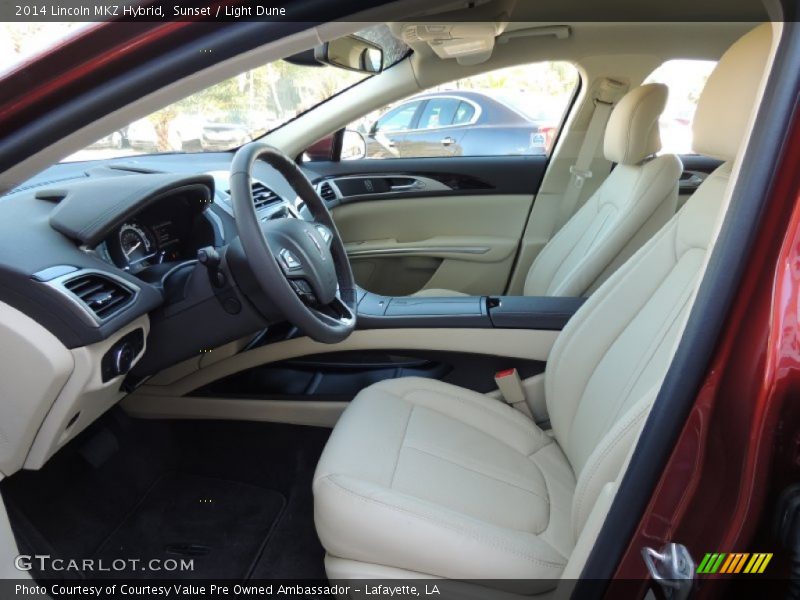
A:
118;222;157;270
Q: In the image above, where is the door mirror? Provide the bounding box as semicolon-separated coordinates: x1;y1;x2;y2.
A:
315;35;383;74
342;129;367;160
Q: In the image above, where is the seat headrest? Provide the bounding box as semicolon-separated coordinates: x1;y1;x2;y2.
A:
603;83;668;165
693;23;772;161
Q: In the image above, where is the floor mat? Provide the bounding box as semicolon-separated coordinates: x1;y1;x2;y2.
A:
94;472;285;579
2;415;329;579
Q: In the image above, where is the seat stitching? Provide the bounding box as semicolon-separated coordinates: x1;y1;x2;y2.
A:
562;277;655;447
546;222;676;448
573;407;647;533
389;405;413;489
539;201;600;295
550;209;614;295
402;441;550;503
322;475;567;569
395;386;541;441
562;241;694;451
371;384;542;448
529;455;569;550
594;268;696;441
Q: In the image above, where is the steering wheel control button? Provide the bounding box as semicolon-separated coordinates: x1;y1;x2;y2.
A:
279;248;302;270
290;278;318;304
315;225;333;244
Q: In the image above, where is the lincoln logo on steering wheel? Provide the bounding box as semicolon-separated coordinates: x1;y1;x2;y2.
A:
305;228;326;260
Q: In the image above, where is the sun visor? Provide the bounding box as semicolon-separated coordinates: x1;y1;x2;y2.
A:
400;23;508;65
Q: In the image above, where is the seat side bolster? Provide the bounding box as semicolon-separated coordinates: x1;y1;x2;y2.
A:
544;213;680;451
570;395;654;537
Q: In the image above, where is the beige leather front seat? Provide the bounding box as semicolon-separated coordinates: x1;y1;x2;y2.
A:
416;83;682;298
313;25;771;592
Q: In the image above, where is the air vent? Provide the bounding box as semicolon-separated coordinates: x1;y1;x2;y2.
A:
250;181;279;210
318;182;336;202
64;274;134;320
223;181;280;210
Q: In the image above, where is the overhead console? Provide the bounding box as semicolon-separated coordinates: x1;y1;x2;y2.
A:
357;290;585;331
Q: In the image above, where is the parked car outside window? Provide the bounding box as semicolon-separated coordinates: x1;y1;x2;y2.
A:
349;60;579;159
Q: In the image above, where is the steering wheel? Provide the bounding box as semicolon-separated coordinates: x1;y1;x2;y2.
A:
229;142;357;344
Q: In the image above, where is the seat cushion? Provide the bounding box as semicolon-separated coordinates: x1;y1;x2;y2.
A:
313;377;576;593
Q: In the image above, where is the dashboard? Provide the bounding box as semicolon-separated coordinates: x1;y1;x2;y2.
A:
0;158;300;473
0;150;325;351
0;150;449;473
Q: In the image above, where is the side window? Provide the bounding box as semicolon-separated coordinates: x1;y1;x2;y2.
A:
345;60;579;160
373;101;421;134
417;98;460;129
453;101;476;126
643;59;717;155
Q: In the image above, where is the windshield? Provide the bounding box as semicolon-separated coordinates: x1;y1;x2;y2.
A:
65;60;368;163
0;22;93;78
0;24;408;163
60;61;368;162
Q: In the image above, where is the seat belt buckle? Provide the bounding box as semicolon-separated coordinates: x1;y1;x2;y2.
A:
569;165;593;189
494;368;527;406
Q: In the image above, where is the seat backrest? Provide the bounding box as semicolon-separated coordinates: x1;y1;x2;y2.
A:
543;23;773;538
524;84;681;297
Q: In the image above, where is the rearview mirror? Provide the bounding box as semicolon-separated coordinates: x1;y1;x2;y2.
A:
315;35;383;74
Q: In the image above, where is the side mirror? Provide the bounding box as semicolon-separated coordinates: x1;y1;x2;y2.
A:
302;133;337;162
315;35;383;74
341;129;367;160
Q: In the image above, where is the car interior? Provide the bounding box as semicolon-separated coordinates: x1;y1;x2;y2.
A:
0;0;785;594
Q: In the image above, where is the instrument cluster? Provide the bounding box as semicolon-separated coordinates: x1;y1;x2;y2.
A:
97;195;216;274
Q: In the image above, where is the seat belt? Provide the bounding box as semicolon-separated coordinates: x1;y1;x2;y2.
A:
556;78;628;229
494;368;533;418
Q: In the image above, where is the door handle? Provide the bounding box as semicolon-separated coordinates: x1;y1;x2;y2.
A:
440;136;455;146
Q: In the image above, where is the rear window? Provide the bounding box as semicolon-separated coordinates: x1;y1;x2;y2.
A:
643;59;718;155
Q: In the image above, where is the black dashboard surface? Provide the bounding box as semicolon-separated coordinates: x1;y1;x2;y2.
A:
47;172;213;246
0;159;245;348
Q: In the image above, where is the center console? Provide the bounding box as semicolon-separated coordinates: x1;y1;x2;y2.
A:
356;289;586;331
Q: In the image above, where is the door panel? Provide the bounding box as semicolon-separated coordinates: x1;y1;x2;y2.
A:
307;156;547;296
334;194;532;295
